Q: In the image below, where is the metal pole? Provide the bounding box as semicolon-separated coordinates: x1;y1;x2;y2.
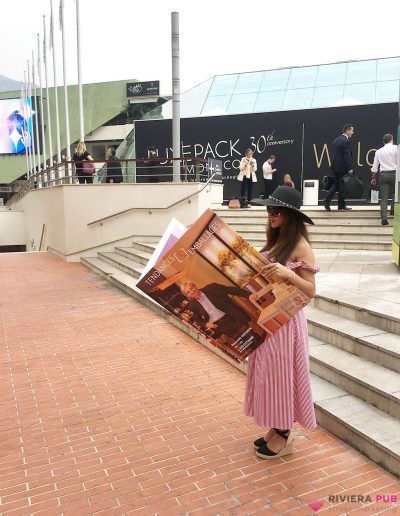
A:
24;71;34;178
32;49;42;174
171;11;180;182
60;0;72;179
21;73;30;177
37;34;47;172
27;61;37;176
50;0;62;165
43;15;54;170
76;0;85;141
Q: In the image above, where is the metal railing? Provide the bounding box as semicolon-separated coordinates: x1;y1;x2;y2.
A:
7;157;210;205
87;172;218;227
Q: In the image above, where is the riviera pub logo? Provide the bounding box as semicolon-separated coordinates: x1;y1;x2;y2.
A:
308;494;398;513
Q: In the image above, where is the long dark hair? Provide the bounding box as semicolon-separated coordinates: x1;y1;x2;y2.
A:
261;208;310;264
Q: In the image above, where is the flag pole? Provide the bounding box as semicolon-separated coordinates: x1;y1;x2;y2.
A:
76;0;85;141
60;0;72;180
21;73;30;177
50;0;61;168
32;49;42;174
37;33;47;176
27;60;37;177
43;15;54;178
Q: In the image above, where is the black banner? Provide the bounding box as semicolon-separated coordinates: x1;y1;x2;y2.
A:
135;103;397;201
127;81;160;98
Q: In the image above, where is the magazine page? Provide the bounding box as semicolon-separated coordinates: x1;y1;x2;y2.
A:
137;209;311;362
139;218;187;280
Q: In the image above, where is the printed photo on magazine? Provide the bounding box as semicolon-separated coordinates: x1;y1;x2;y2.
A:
136;209;311;363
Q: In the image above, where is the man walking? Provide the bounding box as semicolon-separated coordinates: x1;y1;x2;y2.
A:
324;124;355;211
261;154;277;198
371;133;397;225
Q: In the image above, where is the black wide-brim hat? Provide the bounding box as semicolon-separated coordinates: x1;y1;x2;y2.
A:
251;186;314;225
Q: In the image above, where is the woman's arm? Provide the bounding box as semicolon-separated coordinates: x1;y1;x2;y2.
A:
261;242;317;299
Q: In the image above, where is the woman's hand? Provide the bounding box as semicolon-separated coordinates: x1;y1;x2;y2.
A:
261;263;295;282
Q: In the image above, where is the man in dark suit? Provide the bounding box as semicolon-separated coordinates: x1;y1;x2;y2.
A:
324;124;355;211
180;281;251;339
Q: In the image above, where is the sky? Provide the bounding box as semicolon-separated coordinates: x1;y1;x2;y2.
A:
3;0;400;94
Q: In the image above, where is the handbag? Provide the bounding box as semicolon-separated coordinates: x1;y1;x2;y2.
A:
321;175;334;191
83;161;95;175
228;197;241;209
342;174;364;199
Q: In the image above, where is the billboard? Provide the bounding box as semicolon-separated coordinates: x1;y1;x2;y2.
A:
135;103;397;201
0;97;34;155
126;81;160;98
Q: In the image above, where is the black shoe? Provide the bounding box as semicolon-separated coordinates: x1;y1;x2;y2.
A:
381;219;389;226
253;437;267;450
338;206;352;211
324;200;331;212
256;429;294;459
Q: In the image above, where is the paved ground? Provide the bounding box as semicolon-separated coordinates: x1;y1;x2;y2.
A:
0;252;399;516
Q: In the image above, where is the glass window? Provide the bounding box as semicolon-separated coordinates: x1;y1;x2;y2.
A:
233;72;263;94
179;77;214;118
316;63;346;86
312;85;345;108
343;83;376;104
201;95;231;116
346;60;377;84
254;90;285;112
227;93;257;114
208;74;239;96
259;69;290;92
282;88;314;110
375;80;399;103
377;58;400;81
287;66;318;89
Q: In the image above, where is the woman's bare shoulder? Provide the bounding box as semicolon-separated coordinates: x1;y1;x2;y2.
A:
293;237;315;264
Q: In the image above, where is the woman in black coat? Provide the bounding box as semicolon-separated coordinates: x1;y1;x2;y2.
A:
106;148;123;183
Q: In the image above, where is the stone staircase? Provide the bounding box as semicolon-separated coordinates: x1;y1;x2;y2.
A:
81;240;400;477
211;206;393;251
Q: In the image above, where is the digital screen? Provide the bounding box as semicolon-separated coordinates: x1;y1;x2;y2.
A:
0;97;34;155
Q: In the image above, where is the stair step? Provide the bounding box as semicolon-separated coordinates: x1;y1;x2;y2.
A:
309;342;400;418
232;230;392;243
315;391;400;477
313;287;400;336
220;217;391;226
131;240;157;254
98;252;144;278
244;238;391;251
228;223;393;235
116;247;153;265
306;306;400;372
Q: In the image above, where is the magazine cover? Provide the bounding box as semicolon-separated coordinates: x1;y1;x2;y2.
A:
136;209;311;362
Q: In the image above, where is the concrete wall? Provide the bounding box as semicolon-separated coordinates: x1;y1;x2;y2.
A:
14;183;223;261
0;209;25;246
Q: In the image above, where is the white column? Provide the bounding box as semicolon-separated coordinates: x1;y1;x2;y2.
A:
76;0;85;141
60;0;72;180
50;0;62;167
32;49;42;174
171;12;181;182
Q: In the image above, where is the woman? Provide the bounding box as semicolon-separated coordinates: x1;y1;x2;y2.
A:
245;186;319;459
283;173;295;188
237;148;257;208
73;142;94;184
106;148;123;183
